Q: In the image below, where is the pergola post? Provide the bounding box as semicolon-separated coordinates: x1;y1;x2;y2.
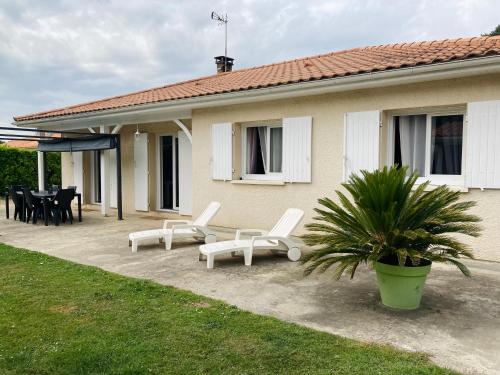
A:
37;151;45;191
100;126;111;216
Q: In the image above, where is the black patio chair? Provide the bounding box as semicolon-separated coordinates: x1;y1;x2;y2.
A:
23;188;44;224
8;186;24;221
50;188;75;225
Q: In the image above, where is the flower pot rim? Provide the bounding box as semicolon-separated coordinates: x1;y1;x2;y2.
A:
374;260;432;278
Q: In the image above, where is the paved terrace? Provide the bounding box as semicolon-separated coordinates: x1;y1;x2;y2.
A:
0;207;499;374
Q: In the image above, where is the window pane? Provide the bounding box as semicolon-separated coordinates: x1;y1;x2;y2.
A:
246;127;265;174
431;115;463;175
270;127;283;173
395;115;426;177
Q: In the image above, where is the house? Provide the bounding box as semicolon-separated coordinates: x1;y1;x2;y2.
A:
3;140;38;149
13;36;500;261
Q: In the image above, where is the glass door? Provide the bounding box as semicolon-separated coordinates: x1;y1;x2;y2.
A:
159;135;179;210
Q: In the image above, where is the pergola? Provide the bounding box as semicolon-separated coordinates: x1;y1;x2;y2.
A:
0;126;123;220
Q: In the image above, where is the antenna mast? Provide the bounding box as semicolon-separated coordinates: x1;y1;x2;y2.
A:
211;11;229;71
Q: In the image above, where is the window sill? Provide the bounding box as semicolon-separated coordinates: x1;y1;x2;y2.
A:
231;179;285;186
413;184;469;193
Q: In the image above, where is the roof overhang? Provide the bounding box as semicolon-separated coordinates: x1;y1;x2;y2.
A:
14;55;500;131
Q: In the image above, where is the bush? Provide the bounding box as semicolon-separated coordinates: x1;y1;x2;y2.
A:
0;145;61;191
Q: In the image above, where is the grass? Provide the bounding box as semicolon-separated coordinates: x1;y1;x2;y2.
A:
0;243;457;375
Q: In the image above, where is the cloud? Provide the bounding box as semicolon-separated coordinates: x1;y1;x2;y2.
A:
0;0;499;128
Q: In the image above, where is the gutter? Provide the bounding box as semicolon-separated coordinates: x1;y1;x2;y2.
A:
14;55;500;129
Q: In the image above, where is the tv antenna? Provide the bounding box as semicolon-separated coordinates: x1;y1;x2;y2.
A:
211;11;228;68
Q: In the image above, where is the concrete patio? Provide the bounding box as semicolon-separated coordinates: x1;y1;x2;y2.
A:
1;207;499;374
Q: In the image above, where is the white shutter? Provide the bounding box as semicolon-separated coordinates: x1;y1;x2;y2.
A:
466;100;500;188
282;116;312;183
211;123;232;180
178;131;192;215
72;152;84;201
344;111;380;181
134;133;149;211
109;149;117;208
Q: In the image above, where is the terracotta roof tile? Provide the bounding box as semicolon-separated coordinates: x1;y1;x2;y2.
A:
14;36;500;122
3;140;38;149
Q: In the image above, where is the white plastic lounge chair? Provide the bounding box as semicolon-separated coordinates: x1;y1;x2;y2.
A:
128;201;221;252
199;208;304;269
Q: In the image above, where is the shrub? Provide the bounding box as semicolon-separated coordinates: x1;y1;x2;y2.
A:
0;145;61;191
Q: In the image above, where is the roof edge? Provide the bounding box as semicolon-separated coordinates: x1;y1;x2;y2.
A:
14;55;500;129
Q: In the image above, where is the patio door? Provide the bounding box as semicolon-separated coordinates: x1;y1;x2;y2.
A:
158;135;179;210
91;150;117;208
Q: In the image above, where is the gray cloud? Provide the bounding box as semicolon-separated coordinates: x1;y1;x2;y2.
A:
0;0;499;129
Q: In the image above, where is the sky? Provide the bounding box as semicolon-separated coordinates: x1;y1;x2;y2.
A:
1;0;499;130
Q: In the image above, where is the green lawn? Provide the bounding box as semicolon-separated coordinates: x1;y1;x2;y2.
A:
0;243;456;375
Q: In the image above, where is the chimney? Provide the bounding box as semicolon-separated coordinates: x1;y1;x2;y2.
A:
214;56;234;73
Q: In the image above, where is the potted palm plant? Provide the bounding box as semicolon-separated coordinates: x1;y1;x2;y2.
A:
302;166;481;310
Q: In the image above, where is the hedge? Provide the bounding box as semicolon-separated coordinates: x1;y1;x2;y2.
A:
0;145;61;191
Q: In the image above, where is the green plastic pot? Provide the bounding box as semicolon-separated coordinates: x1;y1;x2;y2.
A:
374;260;432;310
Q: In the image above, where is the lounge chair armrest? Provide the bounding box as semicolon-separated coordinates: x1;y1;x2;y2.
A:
235;228;268;240
170;224;205;233
163;220;192;229
250;235;297;249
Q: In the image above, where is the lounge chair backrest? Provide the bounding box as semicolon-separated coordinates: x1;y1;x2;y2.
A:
268;208;304;238
193;201;221;227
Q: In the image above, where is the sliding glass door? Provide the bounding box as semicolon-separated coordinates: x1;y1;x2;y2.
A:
159;135;179;210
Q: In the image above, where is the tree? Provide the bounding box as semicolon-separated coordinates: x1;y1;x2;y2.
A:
482;25;500;36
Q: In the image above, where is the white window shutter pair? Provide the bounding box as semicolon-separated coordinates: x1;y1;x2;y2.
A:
344;110;380;181
466;100;500;189
211;117;313;183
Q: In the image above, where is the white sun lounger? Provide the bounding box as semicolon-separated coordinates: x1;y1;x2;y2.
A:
199;208;304;269
128;201;221;252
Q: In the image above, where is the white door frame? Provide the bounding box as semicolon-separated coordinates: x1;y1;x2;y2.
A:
156;133;179;212
177;130;192;215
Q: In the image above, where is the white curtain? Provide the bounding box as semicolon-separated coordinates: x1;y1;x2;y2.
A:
257;126;267;172
399;115;426;177
246;127;259;174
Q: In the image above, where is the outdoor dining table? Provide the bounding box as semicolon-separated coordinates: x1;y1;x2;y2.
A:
4;190;82;226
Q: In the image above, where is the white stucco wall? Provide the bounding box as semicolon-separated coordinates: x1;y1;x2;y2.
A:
191;73;500;262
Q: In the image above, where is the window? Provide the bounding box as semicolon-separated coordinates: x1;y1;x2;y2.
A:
391;113;464;185
242;123;283;180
